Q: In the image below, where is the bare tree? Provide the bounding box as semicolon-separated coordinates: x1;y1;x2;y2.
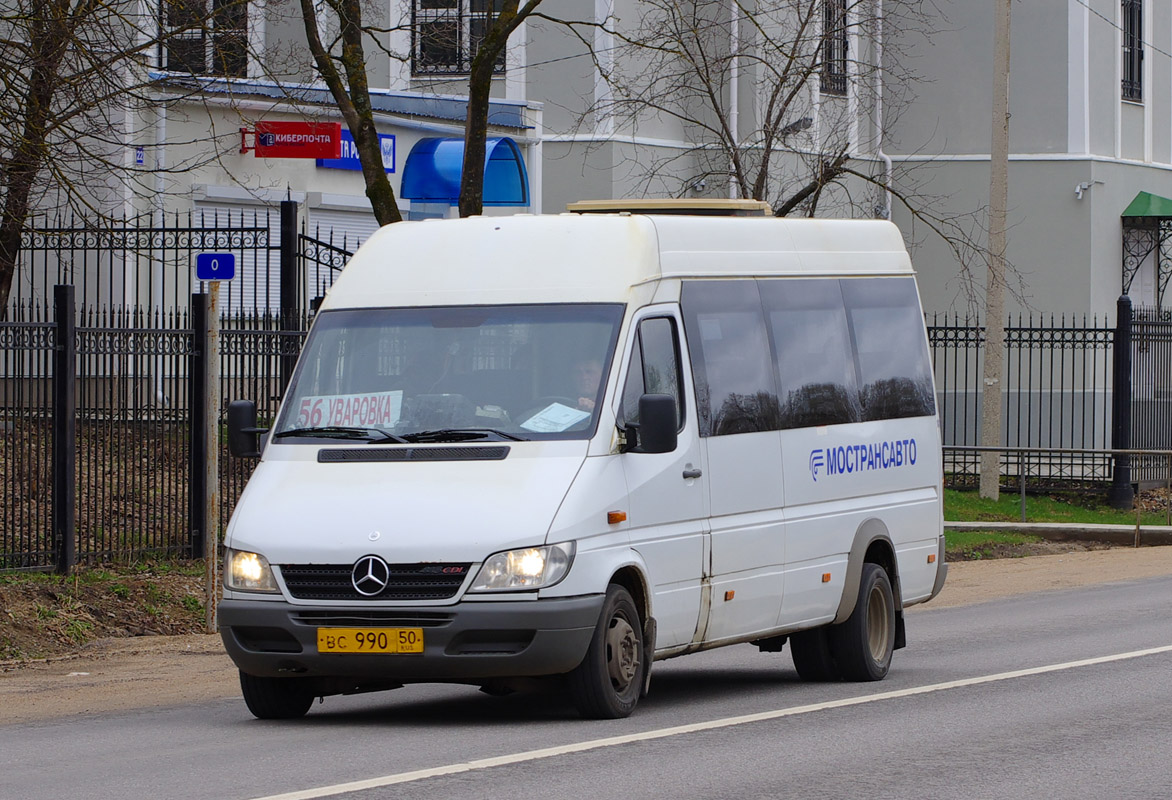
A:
291;0;545;222
458;0;545;218
0;0;245;314
572;0;997;290
296;0;403;226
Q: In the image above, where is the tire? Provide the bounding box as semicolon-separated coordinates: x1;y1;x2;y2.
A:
239;671;316;720
789;626;841;682
567;585;645;719
829;562;896;681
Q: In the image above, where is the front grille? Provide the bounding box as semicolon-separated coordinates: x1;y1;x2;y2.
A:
279;563;471;601
290;610;454;627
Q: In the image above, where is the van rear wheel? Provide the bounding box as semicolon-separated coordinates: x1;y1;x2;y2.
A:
829;562;895;681
568;584;644;719
239;671;316;720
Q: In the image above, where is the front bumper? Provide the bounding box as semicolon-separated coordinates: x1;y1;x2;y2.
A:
218;594;604;683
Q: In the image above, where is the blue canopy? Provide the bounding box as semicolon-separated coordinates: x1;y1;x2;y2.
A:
400;137;529;207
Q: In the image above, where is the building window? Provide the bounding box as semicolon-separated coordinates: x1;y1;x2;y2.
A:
162;0;248;77
413;0;506;76
1122;0;1143;101
821;0;848;96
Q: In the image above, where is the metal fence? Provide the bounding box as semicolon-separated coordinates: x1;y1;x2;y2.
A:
9;218;1172;570
74;306;195;563
0;310;55;569
1130;305;1172;483
928;312;1117;488
4;204;350;325
1;201;351;571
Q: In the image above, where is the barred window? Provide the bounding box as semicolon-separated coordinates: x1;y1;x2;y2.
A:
1122;0;1143;101
821;0;848;96
413;0;507;76
161;0;247;78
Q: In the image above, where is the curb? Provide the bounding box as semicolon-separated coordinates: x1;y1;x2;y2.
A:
945;520;1172;547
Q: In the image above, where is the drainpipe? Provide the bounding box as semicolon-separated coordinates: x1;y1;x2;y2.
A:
875;0;892;219
729;0;739;199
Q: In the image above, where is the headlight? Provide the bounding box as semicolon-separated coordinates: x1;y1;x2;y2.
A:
224;549;280;593
468;542;575;592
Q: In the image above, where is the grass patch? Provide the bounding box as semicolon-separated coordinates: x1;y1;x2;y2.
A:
181;595;204;615
0;561;205;661
944;488;1168;526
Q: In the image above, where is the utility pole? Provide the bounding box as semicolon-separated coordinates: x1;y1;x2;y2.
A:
204;281;221;633
980;0;1011;500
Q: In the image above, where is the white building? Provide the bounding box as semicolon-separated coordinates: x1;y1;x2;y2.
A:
26;1;1172;318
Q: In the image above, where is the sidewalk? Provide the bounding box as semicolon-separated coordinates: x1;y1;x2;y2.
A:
945;520;1172;547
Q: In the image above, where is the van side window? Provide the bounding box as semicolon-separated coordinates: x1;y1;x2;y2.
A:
618;317;684;429
759;278;862;428
841;277;936;420
681;281;782;436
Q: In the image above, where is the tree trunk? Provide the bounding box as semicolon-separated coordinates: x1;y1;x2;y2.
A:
298;0;402;226
458;1;542;218
458;57;497;218
0;0;74;313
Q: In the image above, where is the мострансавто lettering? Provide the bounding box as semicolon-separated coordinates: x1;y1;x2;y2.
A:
810;439;917;482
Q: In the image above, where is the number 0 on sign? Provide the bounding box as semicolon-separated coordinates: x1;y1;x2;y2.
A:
196;253;236;281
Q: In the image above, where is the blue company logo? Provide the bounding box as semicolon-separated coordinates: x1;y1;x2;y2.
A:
809;450;825;481
809;438;917;482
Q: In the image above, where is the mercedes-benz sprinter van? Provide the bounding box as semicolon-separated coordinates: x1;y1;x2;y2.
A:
221;212;947;720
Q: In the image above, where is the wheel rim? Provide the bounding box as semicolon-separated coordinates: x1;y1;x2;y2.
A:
865;583;891;662
605;614;640;692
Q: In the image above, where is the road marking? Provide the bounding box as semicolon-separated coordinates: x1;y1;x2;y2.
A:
251;644;1172;800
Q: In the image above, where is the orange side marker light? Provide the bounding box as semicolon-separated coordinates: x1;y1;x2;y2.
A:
822;573;832;583
607;511;627;525
724;590;735;602
928;554;937;563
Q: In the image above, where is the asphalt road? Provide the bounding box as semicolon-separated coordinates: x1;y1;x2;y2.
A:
3;575;1171;800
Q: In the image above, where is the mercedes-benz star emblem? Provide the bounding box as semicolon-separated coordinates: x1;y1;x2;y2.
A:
351;555;390;597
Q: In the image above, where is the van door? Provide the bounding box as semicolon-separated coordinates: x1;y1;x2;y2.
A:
618;309;708;652
681;281;786;643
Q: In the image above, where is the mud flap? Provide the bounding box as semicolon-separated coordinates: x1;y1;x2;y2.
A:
894;609;906;651
641;616;657;698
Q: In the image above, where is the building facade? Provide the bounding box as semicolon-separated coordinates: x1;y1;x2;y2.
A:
886;0;1172;317
19;1;1172;320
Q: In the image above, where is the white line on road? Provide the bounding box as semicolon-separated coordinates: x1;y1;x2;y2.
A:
250;644;1172;800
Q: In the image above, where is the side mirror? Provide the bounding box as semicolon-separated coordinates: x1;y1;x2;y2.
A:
634;394;678;454
227;400;267;458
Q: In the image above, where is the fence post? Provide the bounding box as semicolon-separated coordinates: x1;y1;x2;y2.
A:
189;293;208;559
1109;294;1134;509
52;285;76;575
279;199;299;393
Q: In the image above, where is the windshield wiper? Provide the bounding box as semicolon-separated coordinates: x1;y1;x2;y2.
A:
272;426;407;443
401;428;527;443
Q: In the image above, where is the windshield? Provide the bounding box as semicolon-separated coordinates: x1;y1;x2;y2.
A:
273;304;625;443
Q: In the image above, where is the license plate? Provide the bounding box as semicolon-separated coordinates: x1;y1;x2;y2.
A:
316;628;424;654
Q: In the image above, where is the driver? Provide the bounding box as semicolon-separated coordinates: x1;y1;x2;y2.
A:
574;358;603;411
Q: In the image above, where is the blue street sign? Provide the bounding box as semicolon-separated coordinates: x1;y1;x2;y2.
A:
196;253;236;281
317;130;396;173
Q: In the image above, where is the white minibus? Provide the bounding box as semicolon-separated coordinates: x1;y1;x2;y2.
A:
221;212;947;719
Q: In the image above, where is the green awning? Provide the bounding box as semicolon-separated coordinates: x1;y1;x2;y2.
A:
1122;191;1172;218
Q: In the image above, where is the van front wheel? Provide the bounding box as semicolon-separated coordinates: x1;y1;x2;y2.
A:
239;671;316;720
568;585;644;719
829;562;895;681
